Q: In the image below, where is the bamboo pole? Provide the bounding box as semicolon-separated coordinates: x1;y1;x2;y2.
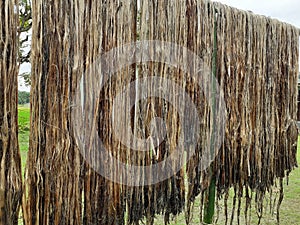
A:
203;8;218;224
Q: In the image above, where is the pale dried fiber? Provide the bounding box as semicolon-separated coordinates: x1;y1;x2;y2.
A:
25;0;298;224
0;1;22;225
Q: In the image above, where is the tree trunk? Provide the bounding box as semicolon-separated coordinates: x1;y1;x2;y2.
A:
0;1;22;224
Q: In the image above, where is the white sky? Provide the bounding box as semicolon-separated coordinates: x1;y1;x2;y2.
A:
18;1;300;91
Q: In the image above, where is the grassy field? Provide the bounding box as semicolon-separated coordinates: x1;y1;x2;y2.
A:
18;105;30;174
17;105;300;224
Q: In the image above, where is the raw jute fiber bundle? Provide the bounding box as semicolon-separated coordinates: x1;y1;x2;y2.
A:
0;1;22;224
186;2;299;224
25;0;298;224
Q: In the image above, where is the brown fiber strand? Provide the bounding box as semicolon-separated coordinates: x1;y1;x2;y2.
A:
0;1;22;224
212;1;299;224
24;0;299;224
25;1;83;224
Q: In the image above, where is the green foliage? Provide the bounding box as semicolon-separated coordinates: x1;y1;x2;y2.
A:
18;91;30;105
18;106;30;224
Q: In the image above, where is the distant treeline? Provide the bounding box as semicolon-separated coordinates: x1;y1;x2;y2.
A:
18;91;30;105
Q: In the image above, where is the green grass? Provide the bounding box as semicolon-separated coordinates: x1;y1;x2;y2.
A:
16;106;300;224
18;105;30;175
18;105;30;225
279;141;300;225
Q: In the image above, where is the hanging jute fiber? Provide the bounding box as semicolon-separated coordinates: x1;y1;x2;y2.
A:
24;0;298;225
0;1;22;225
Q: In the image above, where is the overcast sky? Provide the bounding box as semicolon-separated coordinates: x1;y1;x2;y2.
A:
214;0;300;28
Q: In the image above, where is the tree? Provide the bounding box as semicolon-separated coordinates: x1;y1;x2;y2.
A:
19;0;31;64
18;91;30;105
19;0;32;87
0;1;23;224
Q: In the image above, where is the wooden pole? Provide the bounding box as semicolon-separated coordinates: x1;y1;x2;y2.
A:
203;9;218;224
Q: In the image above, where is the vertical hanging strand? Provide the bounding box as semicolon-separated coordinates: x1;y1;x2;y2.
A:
22;0;300;224
128;1;146;224
207;2;299;224
81;0;109;224
214;3;225;225
25;1;83;224
185;0;200;223
85;0;137;224
0;1;22;224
